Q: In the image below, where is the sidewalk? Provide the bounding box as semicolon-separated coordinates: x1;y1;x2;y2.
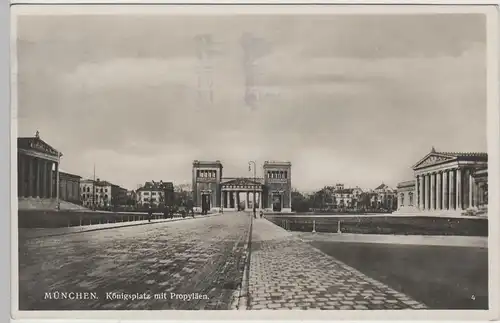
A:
19;213;221;239
248;218;427;310
294;232;488;248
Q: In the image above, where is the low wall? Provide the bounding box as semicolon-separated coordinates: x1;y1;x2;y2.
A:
266;215;488;237
17;210;192;228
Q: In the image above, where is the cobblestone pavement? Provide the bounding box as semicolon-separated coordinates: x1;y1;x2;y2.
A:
248;219;428;310
18;212;251;310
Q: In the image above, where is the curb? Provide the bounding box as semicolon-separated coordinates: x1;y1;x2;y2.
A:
22;213;222;239
234;215;253;310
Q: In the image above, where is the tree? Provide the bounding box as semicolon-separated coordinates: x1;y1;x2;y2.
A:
358;192;375;210
291;189;311;212
310;187;333;211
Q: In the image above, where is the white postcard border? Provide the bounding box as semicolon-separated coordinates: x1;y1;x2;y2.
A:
8;3;500;321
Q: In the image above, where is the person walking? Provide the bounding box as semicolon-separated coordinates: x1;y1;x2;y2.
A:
148;207;153;223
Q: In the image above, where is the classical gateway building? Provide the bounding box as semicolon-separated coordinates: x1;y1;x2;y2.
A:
192;160;292;213
396;148;488;216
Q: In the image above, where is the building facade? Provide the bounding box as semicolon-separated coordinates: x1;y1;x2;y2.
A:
58;171;81;205
17;132;61;203
192;160;223;211
136;181;174;207
192;160;292;213
371;183;397;210
80;179;128;209
263;161;292;213
334;189;355;208
395;148;488;216
396;180;416;213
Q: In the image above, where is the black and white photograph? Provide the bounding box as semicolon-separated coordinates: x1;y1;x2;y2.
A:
11;4;499;320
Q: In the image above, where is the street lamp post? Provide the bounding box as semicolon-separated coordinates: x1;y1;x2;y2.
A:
248;161;257;218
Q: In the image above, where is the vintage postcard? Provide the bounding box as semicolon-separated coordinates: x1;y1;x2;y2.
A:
10;3;499;321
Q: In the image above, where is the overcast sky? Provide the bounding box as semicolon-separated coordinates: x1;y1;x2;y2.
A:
16;14;487;191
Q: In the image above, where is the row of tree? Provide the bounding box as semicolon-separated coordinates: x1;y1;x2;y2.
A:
291;188;397;213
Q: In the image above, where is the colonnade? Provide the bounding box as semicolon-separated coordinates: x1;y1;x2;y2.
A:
18;153;59;199
415;167;480;212
221;190;262;209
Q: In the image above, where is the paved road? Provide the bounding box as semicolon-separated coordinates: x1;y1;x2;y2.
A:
18;212;251;310
248;218;428;310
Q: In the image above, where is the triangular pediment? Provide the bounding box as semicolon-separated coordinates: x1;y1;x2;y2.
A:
221;178;262;187
412;153;457;170
18;137;61;157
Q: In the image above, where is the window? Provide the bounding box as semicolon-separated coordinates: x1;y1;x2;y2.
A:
144;192;150;196
400;193;405;206
105;189;108;193
409;192;414;206
152;192;157;196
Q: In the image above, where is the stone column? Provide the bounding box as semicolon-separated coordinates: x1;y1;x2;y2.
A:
442;170;448;210
449;169;455;210
35;158;41;198
46;160;51;198
246;192;250;209
48;162;53;198
27;157;33;197
41;160;47;198
419;174;424;210
424;174;429;210
55;162;60;203
469;171;475;208
436;172;442;210
477;183;483;207
414;176;419;209
456;168;462;210
221;190;225;209
475;182;481;208
430;173;436;210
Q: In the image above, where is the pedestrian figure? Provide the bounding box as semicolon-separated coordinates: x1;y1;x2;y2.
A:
148;208;153;223
260;210;263;219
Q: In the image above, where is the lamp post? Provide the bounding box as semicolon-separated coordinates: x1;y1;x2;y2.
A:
248;161;257;218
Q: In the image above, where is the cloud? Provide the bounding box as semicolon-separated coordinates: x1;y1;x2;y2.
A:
16;14;487;190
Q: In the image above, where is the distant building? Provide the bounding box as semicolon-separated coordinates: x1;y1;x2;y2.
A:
57;170;81;205
80;178;128;209
335;183;345;191
371;183;397;210
136;181;174;207
191;160;292;213
126;190;137;206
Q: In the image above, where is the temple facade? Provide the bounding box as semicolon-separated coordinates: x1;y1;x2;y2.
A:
192;160;292;213
396;148;488;216
17;132;61;205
